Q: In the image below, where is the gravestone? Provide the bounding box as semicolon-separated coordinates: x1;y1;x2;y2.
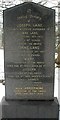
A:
4;2;55;100
0;2;59;120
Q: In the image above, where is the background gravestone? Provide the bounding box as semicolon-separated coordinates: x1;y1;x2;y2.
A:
4;2;55;100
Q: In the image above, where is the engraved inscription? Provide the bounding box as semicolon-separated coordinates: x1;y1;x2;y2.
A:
5;10;51;95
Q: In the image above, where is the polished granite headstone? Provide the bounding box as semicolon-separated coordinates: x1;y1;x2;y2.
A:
4;2;55;100
1;2;59;120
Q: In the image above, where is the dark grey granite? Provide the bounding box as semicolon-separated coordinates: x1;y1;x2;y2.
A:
3;2;55;100
1;97;59;119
